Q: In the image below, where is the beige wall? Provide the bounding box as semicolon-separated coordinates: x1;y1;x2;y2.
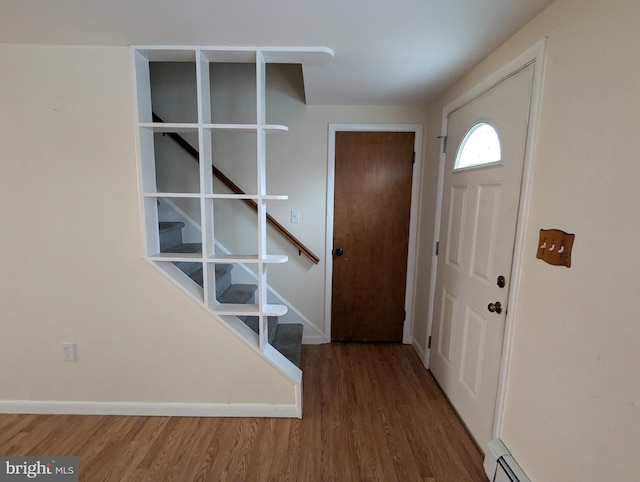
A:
0;45;296;406
151;62;428;334
0;44;427;407
416;0;640;479
265;67;428;333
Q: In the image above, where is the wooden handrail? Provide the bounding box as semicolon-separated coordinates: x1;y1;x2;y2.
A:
152;113;320;264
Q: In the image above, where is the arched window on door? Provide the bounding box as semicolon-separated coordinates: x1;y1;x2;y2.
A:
454;122;502;171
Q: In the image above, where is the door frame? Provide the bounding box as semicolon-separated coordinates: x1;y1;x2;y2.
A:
426;40;546;439
325;123;424;344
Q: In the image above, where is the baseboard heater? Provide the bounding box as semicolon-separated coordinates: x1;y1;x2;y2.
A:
484;439;531;482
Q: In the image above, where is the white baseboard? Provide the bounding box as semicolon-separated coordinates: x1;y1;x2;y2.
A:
301;333;328;344
0;400;300;418
412;336;427;363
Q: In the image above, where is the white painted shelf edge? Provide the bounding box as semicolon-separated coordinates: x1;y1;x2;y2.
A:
148;254;288;264
139;123;198;132
133;45;334;66
150;253;202;261
139;123;288;133
213;304;288;317
202;194;289;200
144;193;288;200
207;254;288;264
143;192;201;198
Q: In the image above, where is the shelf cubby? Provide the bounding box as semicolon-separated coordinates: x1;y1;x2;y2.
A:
210;62;257;125
149;61;198;124
209;130;258;195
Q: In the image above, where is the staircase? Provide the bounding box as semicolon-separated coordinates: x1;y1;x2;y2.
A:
159;221;303;366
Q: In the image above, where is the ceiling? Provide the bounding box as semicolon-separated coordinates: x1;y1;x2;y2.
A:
0;0;554;105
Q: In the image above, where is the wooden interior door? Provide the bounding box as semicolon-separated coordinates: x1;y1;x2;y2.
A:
331;131;415;342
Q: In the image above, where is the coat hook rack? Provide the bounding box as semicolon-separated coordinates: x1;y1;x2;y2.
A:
536;228;575;268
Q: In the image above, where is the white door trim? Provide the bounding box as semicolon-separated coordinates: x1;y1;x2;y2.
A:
425;39;546;440
325;123;424;343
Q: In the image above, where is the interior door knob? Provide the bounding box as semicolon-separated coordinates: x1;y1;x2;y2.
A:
334;247;344;257
487;301;503;314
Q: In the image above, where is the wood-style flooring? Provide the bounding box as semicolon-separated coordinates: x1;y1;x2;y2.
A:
0;344;485;481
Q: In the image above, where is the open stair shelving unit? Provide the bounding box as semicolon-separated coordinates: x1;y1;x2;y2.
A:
133;46;333;403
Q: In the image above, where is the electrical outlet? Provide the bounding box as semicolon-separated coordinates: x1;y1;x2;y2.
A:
62;343;77;362
290;209;300;224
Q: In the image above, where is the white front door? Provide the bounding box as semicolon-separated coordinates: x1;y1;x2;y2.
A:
429;63;535;449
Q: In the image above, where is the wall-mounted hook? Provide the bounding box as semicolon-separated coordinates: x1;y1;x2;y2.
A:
536;229;575;268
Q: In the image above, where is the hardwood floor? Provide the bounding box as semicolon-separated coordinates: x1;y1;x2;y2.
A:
0;344;485;481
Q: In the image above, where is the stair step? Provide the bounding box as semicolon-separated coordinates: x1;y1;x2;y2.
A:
158;221;185;252
215;263;233;295
217;283;257;305
215;263;233;278
164;242;202;254
156;222;302;367
244;316;278;344
189;268;203;287
163;243;202;276
187;264;238;292
272;324;304;367
159;221;185;232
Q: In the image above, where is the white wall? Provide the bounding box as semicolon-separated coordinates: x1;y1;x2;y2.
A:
416;0;640;479
0;45;296;407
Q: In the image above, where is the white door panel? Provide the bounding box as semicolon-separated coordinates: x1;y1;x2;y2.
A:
430;63;535;449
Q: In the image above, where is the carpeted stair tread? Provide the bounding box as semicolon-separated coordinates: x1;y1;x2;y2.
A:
272;323;304;367
161;243;202;276
159;222;185;252
189;268;204;287
159;221;185;232
217;283;257;304
215;263;233;295
187;264;238;292
163;242;202;254
215;263;233;278
244;316;278;344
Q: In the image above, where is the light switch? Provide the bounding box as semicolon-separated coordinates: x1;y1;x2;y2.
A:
290;209;300;224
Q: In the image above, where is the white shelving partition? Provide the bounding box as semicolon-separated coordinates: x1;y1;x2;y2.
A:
133;46;332;366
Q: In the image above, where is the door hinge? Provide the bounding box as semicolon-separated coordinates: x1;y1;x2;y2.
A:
412;151;416;164
428;335;432;349
435;241;440;256
438;135;448;154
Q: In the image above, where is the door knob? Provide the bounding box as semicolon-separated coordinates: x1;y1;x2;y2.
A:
487;301;503;314
334;247;344;257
